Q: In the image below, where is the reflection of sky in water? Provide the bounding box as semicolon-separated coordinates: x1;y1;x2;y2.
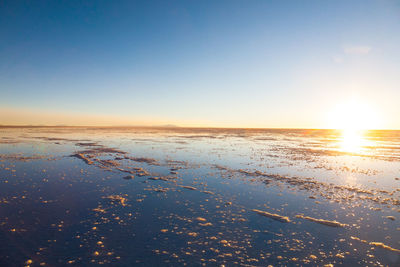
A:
0;128;399;266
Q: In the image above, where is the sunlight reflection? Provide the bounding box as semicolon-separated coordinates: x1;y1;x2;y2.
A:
339;129;368;153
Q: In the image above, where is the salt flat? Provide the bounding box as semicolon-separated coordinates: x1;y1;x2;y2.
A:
0;127;399;266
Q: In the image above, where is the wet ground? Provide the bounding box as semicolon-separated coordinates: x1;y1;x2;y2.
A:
0;127;399;266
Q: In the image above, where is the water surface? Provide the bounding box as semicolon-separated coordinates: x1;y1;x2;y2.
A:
0;127;399;266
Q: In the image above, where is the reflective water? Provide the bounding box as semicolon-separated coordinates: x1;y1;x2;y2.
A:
0;127;399;266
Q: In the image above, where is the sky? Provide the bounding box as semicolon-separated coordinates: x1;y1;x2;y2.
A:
1;0;399;129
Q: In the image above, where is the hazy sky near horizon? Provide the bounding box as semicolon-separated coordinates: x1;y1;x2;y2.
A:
1;0;399;128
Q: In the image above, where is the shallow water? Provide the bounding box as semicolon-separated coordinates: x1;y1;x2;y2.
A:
0;127;399;266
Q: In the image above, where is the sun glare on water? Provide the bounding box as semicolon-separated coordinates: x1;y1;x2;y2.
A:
340;129;366;153
328;97;381;153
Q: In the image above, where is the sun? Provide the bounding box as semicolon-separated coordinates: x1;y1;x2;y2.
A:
327;97;381;131
327;97;381;153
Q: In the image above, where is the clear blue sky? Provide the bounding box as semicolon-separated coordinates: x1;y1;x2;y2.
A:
1;0;399;128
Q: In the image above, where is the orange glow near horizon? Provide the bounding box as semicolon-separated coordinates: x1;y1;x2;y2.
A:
0;99;395;130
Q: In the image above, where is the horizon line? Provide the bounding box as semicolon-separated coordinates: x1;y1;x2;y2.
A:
0;125;398;131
